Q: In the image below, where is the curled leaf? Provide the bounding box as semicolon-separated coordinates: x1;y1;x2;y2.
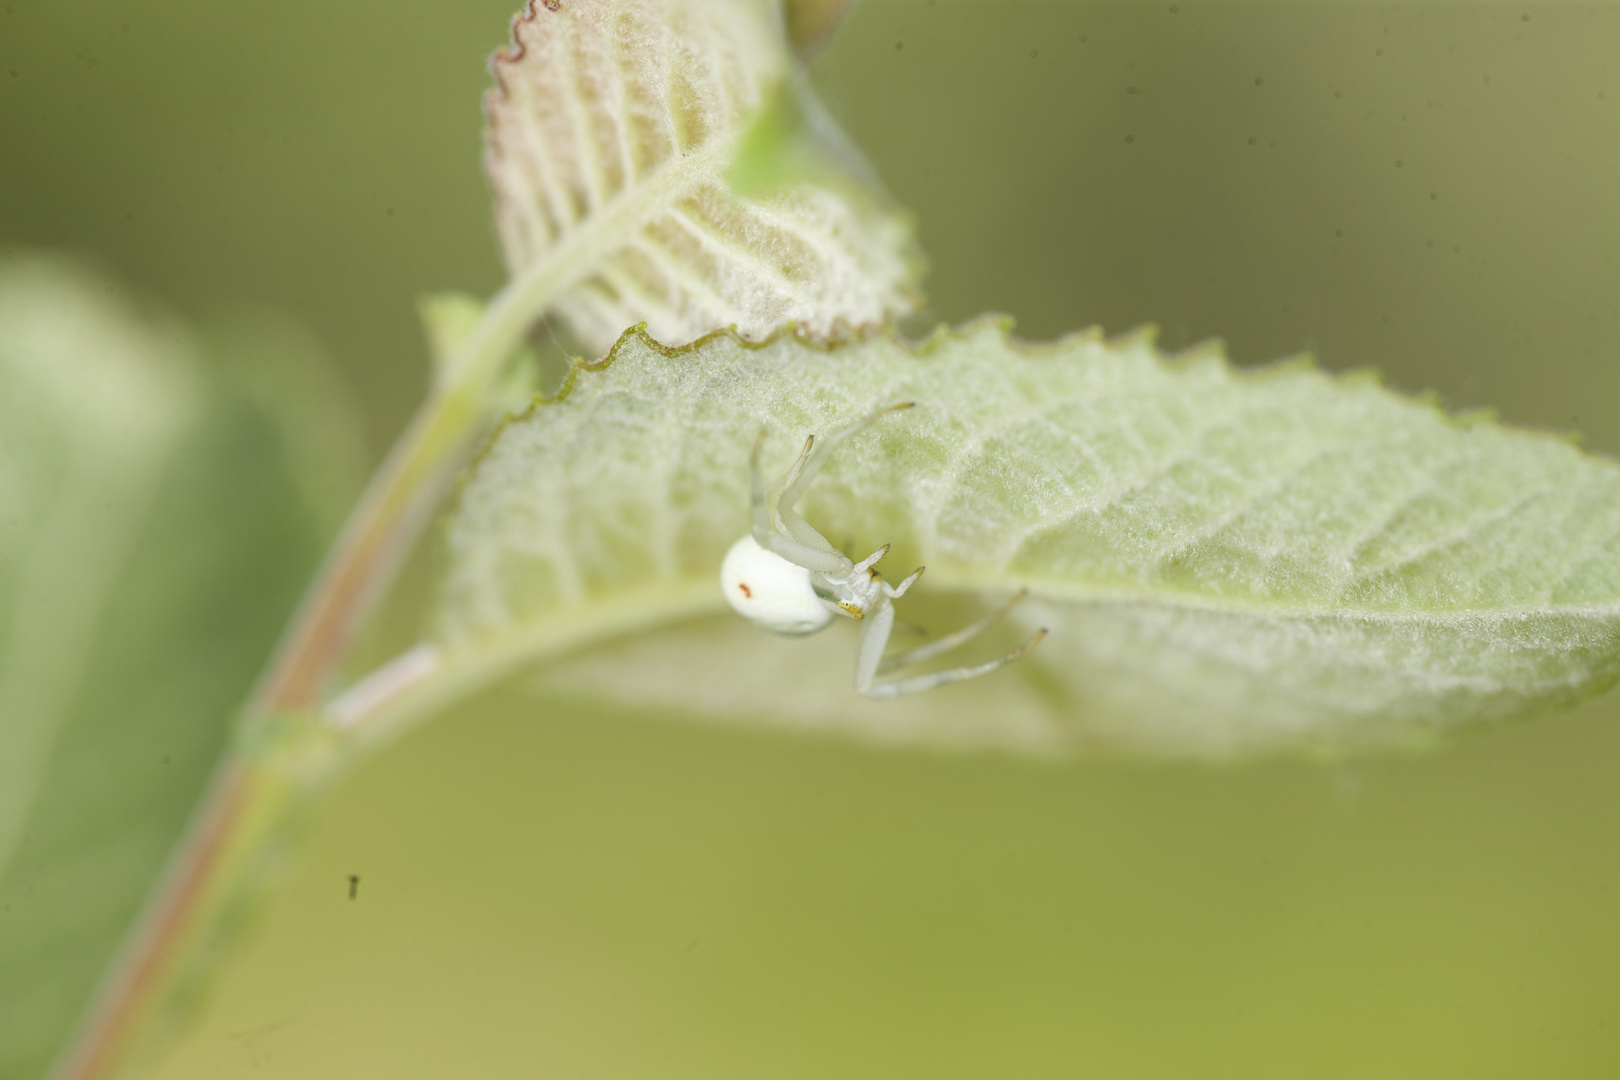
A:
433;320;1620;757
484;0;918;352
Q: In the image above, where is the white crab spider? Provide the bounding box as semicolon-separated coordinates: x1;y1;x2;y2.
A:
720;403;1046;699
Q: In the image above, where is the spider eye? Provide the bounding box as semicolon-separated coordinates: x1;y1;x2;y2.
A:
837;601;864;620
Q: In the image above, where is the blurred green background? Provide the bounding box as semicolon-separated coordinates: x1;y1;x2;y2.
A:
5;1;1620;1076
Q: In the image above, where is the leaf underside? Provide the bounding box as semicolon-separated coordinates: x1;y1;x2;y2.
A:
484;0;918;353
439;320;1620;757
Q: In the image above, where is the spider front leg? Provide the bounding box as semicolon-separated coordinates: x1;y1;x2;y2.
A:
774;402;913;558
748;425;848;576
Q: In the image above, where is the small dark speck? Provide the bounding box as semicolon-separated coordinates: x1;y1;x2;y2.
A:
1430;191;1439;200
1395;159;1404;167
1030;49;1039;59
348;874;360;900
1427;239;1435;247
685;937;703;953
1126;85;1141;95
1124;134;1135;144
1254;76;1265;86
1335;228;1345;238
1521;12;1530;21
1484;74;1492;84
1169;4;1179;12
125;211;135;221
8;69;16;79
1283;304;1292;313
162;755;170;765
386;207;396;217
1453;244;1462;253
1247;136;1257;145
1600;91;1608;100
894;41;903;50
1269;139;1277;148
1334;89;1342;99
1375;48;1384;57
1079;33;1088;43
1127;60;1136;70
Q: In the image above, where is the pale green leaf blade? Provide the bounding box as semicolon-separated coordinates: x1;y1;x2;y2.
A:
434;321;1620;757
484;0;919;352
0;257;364;1079
0;255;200;890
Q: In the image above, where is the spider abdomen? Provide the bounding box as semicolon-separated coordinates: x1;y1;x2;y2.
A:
720;535;836;636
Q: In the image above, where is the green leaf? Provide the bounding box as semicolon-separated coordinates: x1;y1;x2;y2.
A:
0;256;364;1078
428;320;1620;758
483;0;920;354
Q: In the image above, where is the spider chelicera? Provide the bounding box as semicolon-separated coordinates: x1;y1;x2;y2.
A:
719;403;1046;699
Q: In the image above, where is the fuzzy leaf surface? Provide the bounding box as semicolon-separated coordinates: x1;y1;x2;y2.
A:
0;256;364;1078
484;0;917;353
435;321;1620;757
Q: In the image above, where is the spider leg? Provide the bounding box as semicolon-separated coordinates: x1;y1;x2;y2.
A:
771;434;842;552
778;402;914;521
851;544;890;576
881;565;924;600
863;628;1048;700
778;433;817;498
852;597;897;695
877;590;1027;675
750;425;848;575
771;403;913;574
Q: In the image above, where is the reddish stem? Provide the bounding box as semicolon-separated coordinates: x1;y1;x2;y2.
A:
54;764;253;1080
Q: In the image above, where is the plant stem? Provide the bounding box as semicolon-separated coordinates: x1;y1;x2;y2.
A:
53;763;255;1080
253;251;576;712
57;132;697;1076
251;382;480;711
55;716;335;1080
57;244;586;1080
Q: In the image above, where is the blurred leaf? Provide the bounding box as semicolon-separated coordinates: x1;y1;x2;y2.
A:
0;256;364;1079
483;0;919;353
433;319;1620;757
